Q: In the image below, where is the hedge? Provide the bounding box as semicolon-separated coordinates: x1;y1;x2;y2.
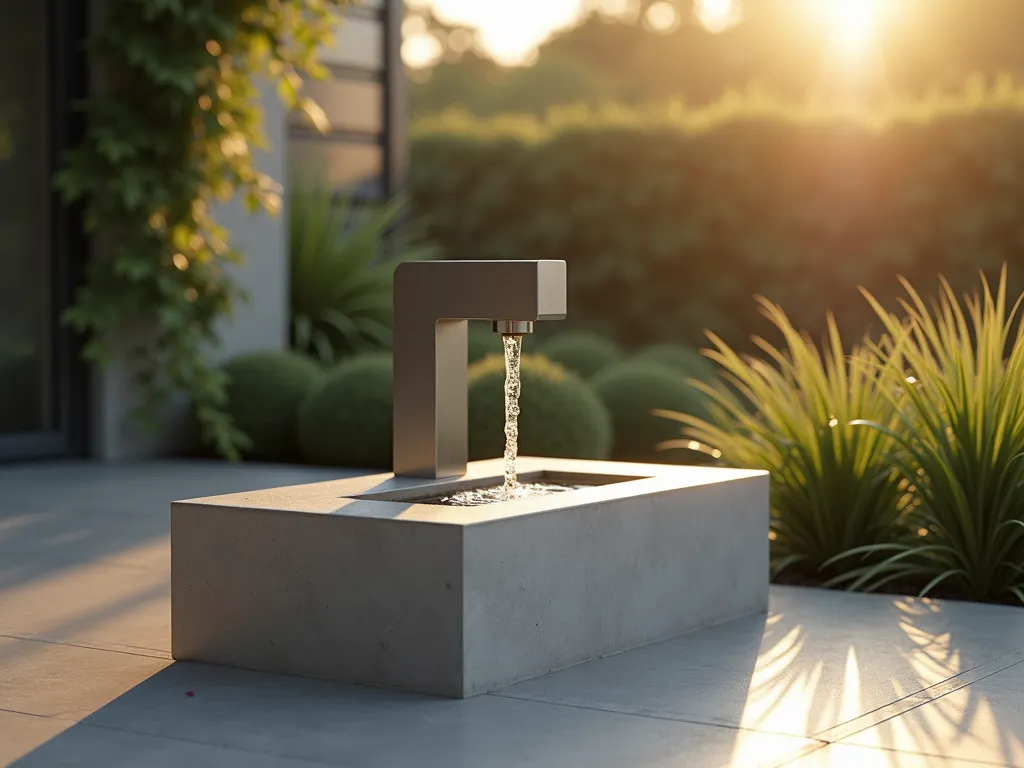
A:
468;353;612;461
409;85;1024;350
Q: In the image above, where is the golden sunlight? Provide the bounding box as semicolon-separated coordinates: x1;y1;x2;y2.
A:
816;0;888;61
696;0;739;33
831;0;879;54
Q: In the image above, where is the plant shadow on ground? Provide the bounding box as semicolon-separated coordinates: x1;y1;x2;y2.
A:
10;589;1024;767
771;570;1024;608
736;591;1024;765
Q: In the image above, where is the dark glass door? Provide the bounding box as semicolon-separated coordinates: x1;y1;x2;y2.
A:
0;0;85;459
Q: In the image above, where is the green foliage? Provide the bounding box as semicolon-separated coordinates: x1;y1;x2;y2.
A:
222;350;323;461
289;181;438;364
413;51;608;117
828;270;1024;604
468;354;612;461
468;321;503;363
633;343;717;382
297;354;393;468
410;83;1024;352
55;0;344;460
668;299;911;579
539;331;623;378
591;361;710;464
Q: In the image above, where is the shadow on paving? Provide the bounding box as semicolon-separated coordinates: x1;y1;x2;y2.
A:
735;595;1024;765
495;588;1024;766
11;660;767;768
0;460;347;593
0;460;352;672
14;592;1024;767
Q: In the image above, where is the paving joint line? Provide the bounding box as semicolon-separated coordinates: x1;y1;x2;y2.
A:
775;740;1020;768
814;649;1024;744
763;741;834;768
492;645;1024;762
0;631;172;661
850;742;1018;768
0;706;59;720
489;690;828;742
13;717;340;767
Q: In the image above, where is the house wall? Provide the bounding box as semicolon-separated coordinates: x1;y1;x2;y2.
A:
89;84;289;461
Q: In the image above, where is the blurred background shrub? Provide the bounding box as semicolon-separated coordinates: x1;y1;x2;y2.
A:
222;350;324;462
467;321;504;363
591;361;710;464
468;353;612;460
298;354;394;468
538;330;624;378
632;343;717;382
409;88;1024;353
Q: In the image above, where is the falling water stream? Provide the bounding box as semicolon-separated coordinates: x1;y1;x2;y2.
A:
428;333;588;507
501;334;524;498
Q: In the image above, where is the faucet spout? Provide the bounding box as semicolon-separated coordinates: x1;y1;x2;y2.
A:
392;260;567;478
492;320;534;336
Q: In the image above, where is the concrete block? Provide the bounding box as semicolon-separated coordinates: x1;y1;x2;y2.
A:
171;458;768;697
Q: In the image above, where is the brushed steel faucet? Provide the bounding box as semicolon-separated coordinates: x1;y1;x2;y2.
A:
392;260;567;478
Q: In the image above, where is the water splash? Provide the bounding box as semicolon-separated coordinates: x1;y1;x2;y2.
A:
435;481;586;507
502;334;523;499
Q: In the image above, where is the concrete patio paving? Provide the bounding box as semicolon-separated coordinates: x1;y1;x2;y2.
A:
1;460;1023;767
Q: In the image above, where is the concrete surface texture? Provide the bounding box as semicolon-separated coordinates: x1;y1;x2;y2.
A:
170;458;769;696
0;459;1023;767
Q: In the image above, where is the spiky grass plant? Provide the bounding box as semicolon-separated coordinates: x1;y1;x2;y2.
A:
659;298;911;580
289;181;437;364
829;269;1024;604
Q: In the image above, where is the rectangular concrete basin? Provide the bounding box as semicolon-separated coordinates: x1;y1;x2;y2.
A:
171;457;769;697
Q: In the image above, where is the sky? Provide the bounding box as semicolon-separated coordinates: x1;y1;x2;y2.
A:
402;0;742;66
402;0;886;70
404;0;590;67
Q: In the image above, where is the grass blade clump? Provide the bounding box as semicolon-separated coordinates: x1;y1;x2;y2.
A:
289;180;437;364
659;297;911;580
828;268;1024;604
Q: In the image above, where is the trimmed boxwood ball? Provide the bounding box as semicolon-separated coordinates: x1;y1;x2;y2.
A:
468;353;612;461
633;343;717;382
539;331;624;378
222;350;323;461
591;361;711;465
298;355;393;468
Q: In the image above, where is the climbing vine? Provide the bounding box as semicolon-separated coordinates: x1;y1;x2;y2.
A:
56;0;344;459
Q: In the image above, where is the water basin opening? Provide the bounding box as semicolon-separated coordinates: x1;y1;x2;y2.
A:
348;470;649;507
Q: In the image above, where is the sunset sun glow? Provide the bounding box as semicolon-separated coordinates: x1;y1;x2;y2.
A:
403;0;898;69
821;0;886;60
696;0;740;33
